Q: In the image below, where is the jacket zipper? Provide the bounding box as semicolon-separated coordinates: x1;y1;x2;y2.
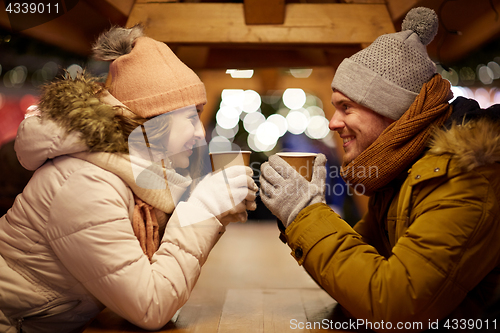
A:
14;298;81;333
16;318;23;333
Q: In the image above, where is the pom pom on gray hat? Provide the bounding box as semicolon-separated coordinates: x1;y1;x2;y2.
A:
331;7;439;120
402;7;438;46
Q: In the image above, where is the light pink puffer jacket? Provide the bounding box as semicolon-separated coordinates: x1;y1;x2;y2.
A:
0;116;224;333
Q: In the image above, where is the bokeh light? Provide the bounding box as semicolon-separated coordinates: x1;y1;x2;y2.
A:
31;61;59;87
474;88;491;108
215;123;239;139
67;64;83;79
493;89;500;104
216;105;240;129
266;114;287;137
43;61;58;79
450;86;466;102
440;67;459;86
306;105;325;117
209;136;232;152
243;112;265;134
459;67;475;85
289;68;313;78
286;110;309;135
247;133;276;152
477;65;494;85
283;88;306;110
226;69;254;78
306;94;323;109
255;121;280;146
242;90;261;113
3;66;28;88
221;89;244;108
487;61;500;80
305;116;330;139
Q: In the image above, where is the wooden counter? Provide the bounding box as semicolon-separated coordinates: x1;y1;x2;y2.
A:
84;221;359;333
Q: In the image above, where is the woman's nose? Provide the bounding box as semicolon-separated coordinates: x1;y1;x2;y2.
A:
194;121;206;139
329;111;345;132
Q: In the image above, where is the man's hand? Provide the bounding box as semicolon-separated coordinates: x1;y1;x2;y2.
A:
259;153;327;228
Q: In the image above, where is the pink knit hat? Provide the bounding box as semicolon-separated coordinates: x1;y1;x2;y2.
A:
93;26;206;118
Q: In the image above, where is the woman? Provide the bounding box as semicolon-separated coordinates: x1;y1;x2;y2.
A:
0;26;257;332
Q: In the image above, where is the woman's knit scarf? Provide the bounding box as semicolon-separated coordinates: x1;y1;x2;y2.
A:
341;74;453;195
132;196;160;261
73;152;191;262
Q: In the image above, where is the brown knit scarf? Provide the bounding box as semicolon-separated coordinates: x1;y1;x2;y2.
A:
341;74;453;195
132;195;160;261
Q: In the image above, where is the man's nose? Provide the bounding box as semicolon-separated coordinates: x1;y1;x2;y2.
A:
329;112;345;132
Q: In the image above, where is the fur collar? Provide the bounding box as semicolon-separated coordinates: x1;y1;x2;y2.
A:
428;117;500;171
38;73;130;153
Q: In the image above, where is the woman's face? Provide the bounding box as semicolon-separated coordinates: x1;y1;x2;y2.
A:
164;104;206;169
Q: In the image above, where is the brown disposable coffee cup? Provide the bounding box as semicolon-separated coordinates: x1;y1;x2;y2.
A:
209;151;252;223
209;151;251;172
276;152;317;181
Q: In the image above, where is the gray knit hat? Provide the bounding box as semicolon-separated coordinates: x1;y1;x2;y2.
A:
331;7;439;120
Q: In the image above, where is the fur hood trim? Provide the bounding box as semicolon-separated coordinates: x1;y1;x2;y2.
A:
428;118;500;171
38;73;130;153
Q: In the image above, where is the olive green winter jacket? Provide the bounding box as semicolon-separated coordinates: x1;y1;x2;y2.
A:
283;116;500;331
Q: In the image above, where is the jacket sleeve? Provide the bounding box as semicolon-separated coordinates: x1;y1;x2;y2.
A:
352;210;390;257
285;171;500;331
46;165;224;330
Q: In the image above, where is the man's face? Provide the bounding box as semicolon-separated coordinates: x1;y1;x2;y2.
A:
329;90;394;165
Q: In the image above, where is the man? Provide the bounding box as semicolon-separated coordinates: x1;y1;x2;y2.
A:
260;7;500;330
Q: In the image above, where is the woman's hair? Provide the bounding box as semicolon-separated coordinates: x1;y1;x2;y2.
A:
127;112;171;161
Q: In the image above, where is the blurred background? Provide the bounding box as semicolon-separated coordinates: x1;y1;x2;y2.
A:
1;0;500;222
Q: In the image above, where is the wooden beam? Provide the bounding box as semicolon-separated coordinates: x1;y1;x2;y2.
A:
340;0;386;3
324;44;363;68
126;3;396;45
437;8;500;64
83;0;132;26
135;0;178;3
0;0;10;31
202;47;330;69
0;0;97;55
385;0;419;21
0;0;133;56
244;0;285;25
173;44;362;70
175;46;210;69
104;0;136;16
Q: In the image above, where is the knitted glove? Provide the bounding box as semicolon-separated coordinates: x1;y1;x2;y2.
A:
259;153;327;228
187;165;257;226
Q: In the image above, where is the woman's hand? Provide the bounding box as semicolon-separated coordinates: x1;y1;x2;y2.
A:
187;166;258;225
